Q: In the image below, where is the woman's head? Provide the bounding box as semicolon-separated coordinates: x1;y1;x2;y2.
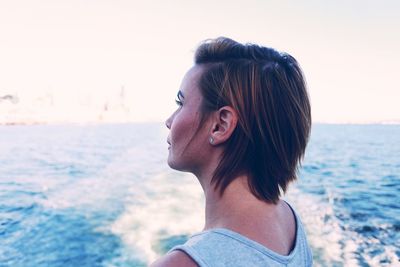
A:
193;37;311;203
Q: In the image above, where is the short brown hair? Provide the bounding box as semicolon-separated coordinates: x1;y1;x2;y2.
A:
194;37;311;203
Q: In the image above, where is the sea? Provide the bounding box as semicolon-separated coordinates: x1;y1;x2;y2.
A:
0;123;399;267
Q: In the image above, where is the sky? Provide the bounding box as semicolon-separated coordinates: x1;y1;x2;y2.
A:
0;0;399;123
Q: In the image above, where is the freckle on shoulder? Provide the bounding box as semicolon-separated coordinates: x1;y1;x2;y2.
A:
150;251;198;267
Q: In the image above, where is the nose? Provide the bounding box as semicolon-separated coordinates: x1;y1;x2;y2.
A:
165;115;172;129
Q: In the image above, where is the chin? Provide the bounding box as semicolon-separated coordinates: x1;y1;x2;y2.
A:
167;157;190;172
167;157;179;170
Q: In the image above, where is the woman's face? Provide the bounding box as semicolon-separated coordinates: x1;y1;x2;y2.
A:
165;66;211;173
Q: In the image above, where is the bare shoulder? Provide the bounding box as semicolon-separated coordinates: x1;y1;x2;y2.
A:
150;251;198;267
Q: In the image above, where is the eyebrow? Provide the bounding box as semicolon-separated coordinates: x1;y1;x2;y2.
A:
177;90;184;100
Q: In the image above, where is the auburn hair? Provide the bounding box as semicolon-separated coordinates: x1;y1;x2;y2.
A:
194;37;311;203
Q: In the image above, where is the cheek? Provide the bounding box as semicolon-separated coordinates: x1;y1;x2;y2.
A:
170;110;201;147
170;114;191;144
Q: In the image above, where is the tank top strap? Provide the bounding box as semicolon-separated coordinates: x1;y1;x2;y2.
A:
169;204;313;266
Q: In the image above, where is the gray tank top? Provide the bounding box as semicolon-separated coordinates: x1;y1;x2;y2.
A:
169;205;313;266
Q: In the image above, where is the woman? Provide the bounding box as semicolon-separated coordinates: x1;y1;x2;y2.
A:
152;37;313;266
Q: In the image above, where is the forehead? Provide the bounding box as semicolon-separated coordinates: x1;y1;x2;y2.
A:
180;65;204;96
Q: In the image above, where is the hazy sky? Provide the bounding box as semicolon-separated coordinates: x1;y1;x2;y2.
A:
1;0;399;123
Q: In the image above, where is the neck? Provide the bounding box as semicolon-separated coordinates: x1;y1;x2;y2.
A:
192;147;280;232
201;174;279;231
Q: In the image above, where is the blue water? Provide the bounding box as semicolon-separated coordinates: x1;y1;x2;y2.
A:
0;123;399;266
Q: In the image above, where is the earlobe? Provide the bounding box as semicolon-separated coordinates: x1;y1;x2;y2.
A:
209;137;214;144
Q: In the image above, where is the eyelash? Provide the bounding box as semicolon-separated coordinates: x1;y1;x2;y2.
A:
175;99;183;106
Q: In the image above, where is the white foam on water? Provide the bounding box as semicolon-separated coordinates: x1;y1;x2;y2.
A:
376;246;400;266
286;185;400;266
109;171;204;264
358;228;400;266
286;186;359;266
37;177;100;209
36;143;163;210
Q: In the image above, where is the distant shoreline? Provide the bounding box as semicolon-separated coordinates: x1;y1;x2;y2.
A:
1;121;400;126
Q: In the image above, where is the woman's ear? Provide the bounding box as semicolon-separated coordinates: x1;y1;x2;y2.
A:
209;106;238;145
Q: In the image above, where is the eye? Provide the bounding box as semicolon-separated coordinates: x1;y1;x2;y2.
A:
175;90;184;107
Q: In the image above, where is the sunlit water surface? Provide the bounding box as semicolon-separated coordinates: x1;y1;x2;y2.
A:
0;123;399;266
